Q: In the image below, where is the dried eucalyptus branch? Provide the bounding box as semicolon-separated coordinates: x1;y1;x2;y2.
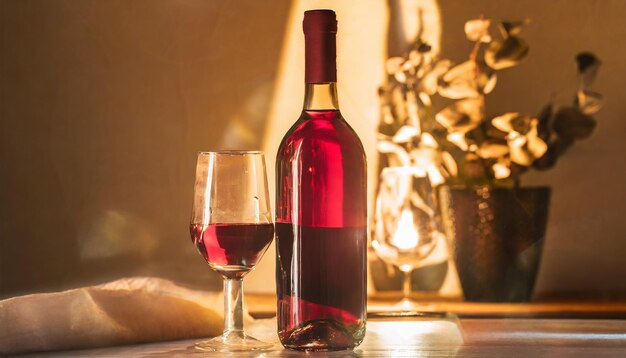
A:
378;16;602;188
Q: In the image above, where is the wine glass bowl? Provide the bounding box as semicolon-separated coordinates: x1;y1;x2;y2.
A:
190;150;274;352
372;166;447;310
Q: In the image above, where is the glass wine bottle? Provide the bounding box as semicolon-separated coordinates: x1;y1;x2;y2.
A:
275;9;367;351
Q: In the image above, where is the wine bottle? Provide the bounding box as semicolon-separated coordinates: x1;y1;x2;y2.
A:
275;9;367;351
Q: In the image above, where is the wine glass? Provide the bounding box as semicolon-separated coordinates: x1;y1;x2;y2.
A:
372;166;448;311
190;151;274;352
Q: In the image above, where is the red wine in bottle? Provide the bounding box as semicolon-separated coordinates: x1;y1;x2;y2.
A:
190;223;274;279
275;10;367;351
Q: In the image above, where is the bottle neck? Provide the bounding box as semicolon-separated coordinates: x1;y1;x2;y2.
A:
303;82;339;111
302;10;338;112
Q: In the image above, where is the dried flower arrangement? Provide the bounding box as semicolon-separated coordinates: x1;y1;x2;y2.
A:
377;17;603;188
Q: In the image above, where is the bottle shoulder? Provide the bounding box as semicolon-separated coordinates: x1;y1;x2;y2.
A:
277;111;365;155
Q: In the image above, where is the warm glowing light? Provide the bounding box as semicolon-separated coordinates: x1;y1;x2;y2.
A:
390;208;419;250
256;0;442;294
370;321;463;349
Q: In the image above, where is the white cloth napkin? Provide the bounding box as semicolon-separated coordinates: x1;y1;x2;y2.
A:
0;277;234;355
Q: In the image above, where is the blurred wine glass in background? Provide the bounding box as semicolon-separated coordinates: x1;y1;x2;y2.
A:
372;166;448;311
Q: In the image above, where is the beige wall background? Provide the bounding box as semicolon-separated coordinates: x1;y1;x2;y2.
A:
0;0;291;295
1;0;625;298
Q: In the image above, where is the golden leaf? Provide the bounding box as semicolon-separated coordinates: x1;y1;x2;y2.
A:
485;36;529;70
436;98;483;133
465;19;492;43
392;125;419;143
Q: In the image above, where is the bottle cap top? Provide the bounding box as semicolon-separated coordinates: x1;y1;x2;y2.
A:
303;9;337;34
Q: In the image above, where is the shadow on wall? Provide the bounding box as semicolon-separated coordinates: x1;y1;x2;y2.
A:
0;0;291;296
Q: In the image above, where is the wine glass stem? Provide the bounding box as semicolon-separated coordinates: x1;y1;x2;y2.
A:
224;278;244;334
402;269;412;302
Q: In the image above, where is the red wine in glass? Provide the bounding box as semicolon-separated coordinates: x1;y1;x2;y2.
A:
190;223;274;279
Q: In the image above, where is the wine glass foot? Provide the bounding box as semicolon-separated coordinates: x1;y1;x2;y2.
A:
398;297;415;311
384;297;439;317
195;331;273;352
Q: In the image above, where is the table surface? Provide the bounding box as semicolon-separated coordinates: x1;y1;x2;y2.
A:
248;294;626;319
20;317;626;357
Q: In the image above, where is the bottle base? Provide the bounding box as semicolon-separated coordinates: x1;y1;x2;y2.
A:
279;319;365;351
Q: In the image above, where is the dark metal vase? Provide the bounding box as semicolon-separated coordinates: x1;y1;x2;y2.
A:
439;186;551;302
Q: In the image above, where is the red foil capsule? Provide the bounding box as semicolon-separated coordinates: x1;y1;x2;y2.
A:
303;10;337;83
